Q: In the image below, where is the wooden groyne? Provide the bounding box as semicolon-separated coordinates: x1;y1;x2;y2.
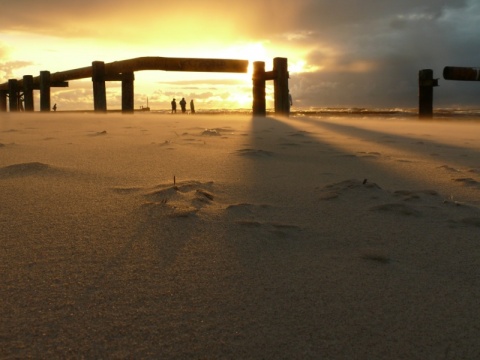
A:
0;56;291;116
418;69;438;118
443;66;480;81
418;66;480;118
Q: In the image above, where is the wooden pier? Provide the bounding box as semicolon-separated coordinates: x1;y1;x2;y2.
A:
0;56;290;116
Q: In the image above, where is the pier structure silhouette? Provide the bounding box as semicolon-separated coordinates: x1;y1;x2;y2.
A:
0;56;290;116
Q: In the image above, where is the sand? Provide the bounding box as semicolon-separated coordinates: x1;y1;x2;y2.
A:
1;112;480;359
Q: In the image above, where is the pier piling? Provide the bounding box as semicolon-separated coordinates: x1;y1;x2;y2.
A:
273;57;290;116
418;69;438;118
0;56;288;116
0;91;6;112
92;61;107;113
40;71;51;112
23;75;34;112
121;72;135;114
252;61;266;116
8;80;19;112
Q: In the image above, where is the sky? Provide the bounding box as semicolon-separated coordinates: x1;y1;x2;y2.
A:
1;0;480;111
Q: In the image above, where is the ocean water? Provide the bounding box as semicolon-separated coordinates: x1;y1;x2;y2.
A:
146;107;480;120
27;107;480;120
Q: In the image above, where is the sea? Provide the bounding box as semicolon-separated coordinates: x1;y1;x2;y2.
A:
146;107;480;120
49;107;480;120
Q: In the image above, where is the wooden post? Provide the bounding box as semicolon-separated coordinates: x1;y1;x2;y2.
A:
23;75;34;112
40;71;51;112
273;57;290;116
121;72;135;113
0;91;7;112
252;61;266;116
8;80;19;111
418;69;438;118
92;61;107;112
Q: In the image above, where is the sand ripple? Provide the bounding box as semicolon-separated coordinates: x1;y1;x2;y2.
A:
0;162;57;178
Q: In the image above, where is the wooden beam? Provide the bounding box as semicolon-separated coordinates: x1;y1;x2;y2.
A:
105;57;248;74
263;71;276;81
443;66;480;81
0;57;249;91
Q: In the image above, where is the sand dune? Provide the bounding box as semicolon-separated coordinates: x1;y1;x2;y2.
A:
1;113;480;359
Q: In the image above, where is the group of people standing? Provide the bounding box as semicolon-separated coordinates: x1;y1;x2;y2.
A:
171;98;195;114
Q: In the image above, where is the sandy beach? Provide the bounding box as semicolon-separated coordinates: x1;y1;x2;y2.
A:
1;112;480;359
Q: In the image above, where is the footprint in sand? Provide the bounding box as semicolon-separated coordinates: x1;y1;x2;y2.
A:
453;217;480;228
317;179;382;200
234;148;274;157
142;180;215;218
226;203;271;214
393;189;439;202
453;178;480;188
278;141;301;147
234;219;302;238
361;252;392;264
357;151;381;159
88;130;107;136
437;165;461;173
110;186;143;194
226;203;301;238
369;203;422;216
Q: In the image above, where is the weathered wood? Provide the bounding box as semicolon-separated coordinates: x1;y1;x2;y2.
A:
23;75;34;111
263;71;276;81
0;90;7;112
0;56;262;114
121;72;135;113
40;71;51;112
106;57;248;74
8;80;19;111
50;82;69;88
252;62;266;116
418;69;437;118
273;57;290;116
92;61;107;112
443;66;480;81
0;57;249;91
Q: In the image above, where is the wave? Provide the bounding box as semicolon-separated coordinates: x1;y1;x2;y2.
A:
45;107;480;119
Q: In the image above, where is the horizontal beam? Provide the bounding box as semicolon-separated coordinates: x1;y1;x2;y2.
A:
106;57;248;74
0;57;249;90
443;66;480;81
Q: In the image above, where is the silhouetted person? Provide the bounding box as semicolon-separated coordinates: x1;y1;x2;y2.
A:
52;103;57;112
179;98;187;113
190;99;195;114
171;98;176;113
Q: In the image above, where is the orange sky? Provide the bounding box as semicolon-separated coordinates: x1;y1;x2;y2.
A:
1;0;480;111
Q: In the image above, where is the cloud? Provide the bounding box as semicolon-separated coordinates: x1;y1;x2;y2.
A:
0;60;34;82
1;0;479;108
